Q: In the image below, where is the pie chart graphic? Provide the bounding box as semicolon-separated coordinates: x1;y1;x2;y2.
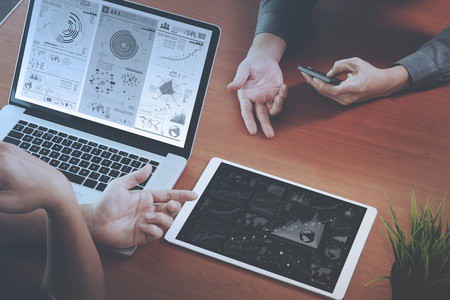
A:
110;30;138;60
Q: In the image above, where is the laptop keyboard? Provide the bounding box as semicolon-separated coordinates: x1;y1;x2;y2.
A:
2;120;159;192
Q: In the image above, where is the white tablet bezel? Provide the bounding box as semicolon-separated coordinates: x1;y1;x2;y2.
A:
165;158;377;300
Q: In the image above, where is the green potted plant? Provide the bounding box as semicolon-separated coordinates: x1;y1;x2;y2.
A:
368;193;450;299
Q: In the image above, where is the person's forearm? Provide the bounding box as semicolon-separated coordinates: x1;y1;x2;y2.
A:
42;200;104;300
248;33;287;62
0;204;95;247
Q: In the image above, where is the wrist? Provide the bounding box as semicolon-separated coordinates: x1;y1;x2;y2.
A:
381;65;410;96
248;33;287;62
80;204;96;243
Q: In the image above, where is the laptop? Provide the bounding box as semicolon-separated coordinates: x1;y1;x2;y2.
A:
0;0;220;205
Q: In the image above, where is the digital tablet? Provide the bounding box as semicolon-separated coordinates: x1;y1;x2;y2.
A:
166;158;377;299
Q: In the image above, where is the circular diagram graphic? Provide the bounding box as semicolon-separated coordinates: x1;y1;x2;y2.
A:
325;245;342;260
169;125;180;138
299;229;316;243
51;11;84;44
110;30;138;60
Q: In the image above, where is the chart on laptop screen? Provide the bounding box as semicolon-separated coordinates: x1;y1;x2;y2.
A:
16;0;212;147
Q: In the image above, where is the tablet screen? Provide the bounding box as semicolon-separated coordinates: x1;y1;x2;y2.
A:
177;163;367;293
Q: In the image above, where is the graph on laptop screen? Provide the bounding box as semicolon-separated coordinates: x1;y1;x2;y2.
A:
16;0;212;148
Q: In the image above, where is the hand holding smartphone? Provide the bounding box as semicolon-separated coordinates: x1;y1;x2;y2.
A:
298;66;342;85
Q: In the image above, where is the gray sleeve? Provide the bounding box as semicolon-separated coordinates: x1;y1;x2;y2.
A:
396;25;450;88
255;0;317;46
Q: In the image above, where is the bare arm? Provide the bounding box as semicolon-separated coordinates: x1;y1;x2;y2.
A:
0;143;104;299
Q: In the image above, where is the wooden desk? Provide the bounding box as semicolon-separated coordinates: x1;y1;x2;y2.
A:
1;0;449;299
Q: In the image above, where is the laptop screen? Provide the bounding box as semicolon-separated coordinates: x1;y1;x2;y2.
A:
15;0;213;148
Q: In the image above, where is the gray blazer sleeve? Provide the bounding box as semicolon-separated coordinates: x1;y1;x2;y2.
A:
396;25;450;88
255;0;317;46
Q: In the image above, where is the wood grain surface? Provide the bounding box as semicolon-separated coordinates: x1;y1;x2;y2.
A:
0;0;449;299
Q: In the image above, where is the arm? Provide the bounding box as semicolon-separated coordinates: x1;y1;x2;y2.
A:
302;25;450;105
0;166;196;248
396;25;450;88
0;143;104;299
227;0;317;138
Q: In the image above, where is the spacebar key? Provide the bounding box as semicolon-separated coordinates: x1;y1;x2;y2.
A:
60;170;84;185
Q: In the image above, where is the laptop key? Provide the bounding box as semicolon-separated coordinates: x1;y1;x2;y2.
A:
139;157;149;163
52;144;63;151
89;164;100;171
100;151;112;159
28;123;38;128
49;152;60;159
41;157;51;163
31;153;41;159
49;159;60;168
42;141;53;148
131;186;144;190
88;141;98;147
32;130;44;138
108;147;118;153
81;145;92;152
99;175;111;183
121;165;132;173
69;165;80;174
8;130;24;139
98;145;108;150
58;132;68;138
96;183;108;192
69;157;80;165
23;135;33;142
72;142;82;150
83;179;97;188
59;155;70;162
62;147;72;155
111;154;121;162
72;150;82;158
91;156;101;164
13;124;24;131
62;139;72;147
78;139;88;144
30;145;40;153
48;129;58;134
82;153;92;160
3;137;21;146
150;161;160;166
118;151;128;156
129;154;138;160
52;136;63;143
91;148;101;156
39;148;50;156
79;169;90;177
19;142;31;150
99;167;109;174
18;120;28;125
42;133;53;140
109;170;120;177
120;157;131;165
32;138;43;145
79;160;90;168
101;159;112;167
24;127;34;135
38;126;47;131
89;172;100;180
131;160;141;168
111;162;122;170
59;163;70;170
60;170;84;185
68;135;77;141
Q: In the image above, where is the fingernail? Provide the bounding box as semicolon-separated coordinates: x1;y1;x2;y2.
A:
146;213;156;220
326;70;333;77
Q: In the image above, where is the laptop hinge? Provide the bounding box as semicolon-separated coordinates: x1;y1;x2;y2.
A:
24;108;170;157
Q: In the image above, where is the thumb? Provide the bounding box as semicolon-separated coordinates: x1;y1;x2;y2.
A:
327;59;354;77
114;164;153;189
227;61;250;91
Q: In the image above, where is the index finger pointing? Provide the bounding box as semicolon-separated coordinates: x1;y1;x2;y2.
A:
151;190;197;203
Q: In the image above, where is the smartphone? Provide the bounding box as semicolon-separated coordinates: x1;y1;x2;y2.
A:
298;66;342;85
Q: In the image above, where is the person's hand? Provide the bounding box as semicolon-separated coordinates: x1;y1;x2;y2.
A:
301;57;410;105
0;143;76;214
227;33;288;138
83;165;197;248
